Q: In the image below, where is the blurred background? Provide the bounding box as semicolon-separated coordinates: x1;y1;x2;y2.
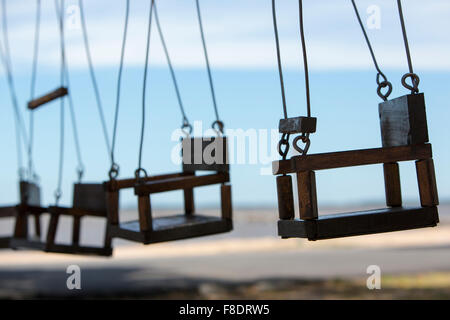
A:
0;0;449;299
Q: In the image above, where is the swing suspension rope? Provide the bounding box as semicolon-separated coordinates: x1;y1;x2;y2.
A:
351;0;392;101
195;0;224;134
272;0;312;158
0;0;30;180
154;2;192;135
54;0;85;204
78;0;111;155
397;0;419;94
135;0;155;180
28;0;41;182
109;0;130;180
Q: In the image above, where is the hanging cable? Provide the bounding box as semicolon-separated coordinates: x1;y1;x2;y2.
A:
195;0;223;134
351;0;392;101
55;0;85;184
272;0;289;159
136;0;155;180
109;0;130;180
397;0;419;93
0;0;30;180
79;0;111;156
272;0;312;157
292;0;312;156
28;0;41;182
53;0;67;204
153;2;192;135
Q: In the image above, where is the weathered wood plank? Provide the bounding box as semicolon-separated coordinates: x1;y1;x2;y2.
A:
134;173;229;195
297;171;318;220
383;162;402;207
28;87;68;110
221;184;232;220
272;144;432;175
278;206;439;240
279;116;317;134
182;137;229;172
276;175;295;220
416;159;439;207
379;93;428;147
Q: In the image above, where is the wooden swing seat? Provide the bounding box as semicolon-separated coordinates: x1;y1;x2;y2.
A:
27;87;68;110
43;183;112;256
5;182;47;250
273;94;439;241
108;137;233;244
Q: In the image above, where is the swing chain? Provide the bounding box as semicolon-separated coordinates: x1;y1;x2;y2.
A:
54;189;62;205
76;165;84;183
401;72;420;94
376;73;393;101
278;133;290;160
212;120;224;136
181;117;193;137
108;163;119;180
293;133;310;156
134;167;148;182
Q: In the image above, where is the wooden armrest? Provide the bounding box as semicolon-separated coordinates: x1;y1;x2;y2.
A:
0;206;17;217
105;172;186;191
135;173;229;195
273;144;432;175
48;206;107;217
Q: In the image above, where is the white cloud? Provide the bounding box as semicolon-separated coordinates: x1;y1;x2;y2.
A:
1;0;450;73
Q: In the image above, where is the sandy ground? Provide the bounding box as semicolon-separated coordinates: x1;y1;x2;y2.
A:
0;204;449;299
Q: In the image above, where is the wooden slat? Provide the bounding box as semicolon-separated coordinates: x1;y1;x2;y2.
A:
379;93;428;147
72;216;81;246
276;175;295;220
416;159;439;207
273;144;432;175
0;206;17;217
48;206;106;217
221;184;232;220
297;171;318;220
73;183;107;213
105;172;184;191
110;214;232;244
46;214;60;248
278;206;439;240
383;163;402;207
138;195;152;232
182;137;229;173
106;191;119;225
279;116;317;134
184;188;195;215
28;87;68;110
134;173;229;195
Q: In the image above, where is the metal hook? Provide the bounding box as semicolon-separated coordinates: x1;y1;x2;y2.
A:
401;73;420;93
377;80;393;101
293;134;310;155
212;120;224;136
277;133;290;160
108;163;119;180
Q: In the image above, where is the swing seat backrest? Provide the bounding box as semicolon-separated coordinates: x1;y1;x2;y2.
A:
182;137;229;173
19;181;41;207
72;183;107;214
379;93;429;148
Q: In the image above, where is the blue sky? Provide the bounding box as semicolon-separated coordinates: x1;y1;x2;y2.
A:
1;0;449;209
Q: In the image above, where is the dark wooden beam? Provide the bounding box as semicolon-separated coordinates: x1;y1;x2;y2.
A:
273;143;432;175
134;173;229;195
27;87;68;110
